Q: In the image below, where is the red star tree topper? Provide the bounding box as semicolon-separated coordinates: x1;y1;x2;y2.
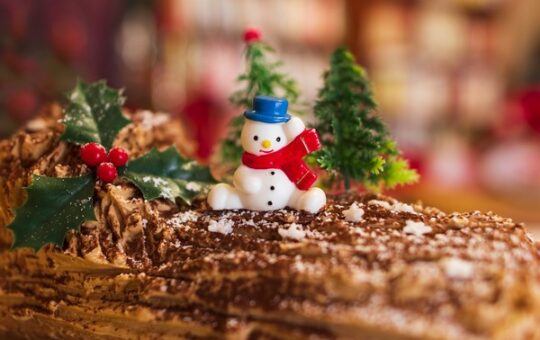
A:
243;27;262;43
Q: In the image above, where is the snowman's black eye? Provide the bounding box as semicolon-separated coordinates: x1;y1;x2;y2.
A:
253;135;258;141
276;137;281;142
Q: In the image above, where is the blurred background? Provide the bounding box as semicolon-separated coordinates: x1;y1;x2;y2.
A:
1;0;540;231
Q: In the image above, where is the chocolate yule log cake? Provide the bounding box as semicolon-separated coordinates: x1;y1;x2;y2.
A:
1;101;540;339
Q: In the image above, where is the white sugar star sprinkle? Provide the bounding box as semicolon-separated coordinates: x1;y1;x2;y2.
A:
278;223;306;240
403;220;432;237
443;257;474;279
208;218;233;235
343;202;365;222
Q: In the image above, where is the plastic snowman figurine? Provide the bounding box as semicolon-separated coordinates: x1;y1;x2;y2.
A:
209;96;326;213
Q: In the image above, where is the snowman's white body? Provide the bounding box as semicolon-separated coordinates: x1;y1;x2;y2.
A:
209;116;326;213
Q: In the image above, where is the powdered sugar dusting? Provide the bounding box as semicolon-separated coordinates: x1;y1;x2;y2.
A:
403;220;432;237
278;223;306;240
443;257;474;279
142;176;174;200
208;218;234;235
369;199;417;214
343;202;365;222
369;200;392;210
168;211;200;227
139;110;170;128
392;202;417;214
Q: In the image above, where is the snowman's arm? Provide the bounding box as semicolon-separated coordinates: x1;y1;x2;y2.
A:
283;116;305;140
233;165;262;194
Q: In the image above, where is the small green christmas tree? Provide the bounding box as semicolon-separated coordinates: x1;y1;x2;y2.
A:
313;48;418;191
220;28;300;170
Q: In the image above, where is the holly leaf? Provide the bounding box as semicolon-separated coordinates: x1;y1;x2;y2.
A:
61;80;131;149
7;175;95;251
123;147;215;204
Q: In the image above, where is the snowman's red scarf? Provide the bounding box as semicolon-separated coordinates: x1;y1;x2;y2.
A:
242;129;321;191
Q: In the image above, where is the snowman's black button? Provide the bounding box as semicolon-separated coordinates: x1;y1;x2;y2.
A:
270;186;275;190
271;171;275;175
267;201;273;206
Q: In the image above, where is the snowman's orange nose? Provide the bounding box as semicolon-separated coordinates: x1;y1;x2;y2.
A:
261;139;272;149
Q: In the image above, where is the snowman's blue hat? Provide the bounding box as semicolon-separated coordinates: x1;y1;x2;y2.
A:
244;96;290;123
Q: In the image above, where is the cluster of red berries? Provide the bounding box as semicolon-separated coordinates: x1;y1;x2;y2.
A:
79;143;129;183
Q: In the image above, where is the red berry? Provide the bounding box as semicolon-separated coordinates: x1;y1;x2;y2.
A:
80;143;107;167
96;162;117;183
108;147;129;167
243;27;261;43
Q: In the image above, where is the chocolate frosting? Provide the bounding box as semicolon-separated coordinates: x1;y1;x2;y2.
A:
1;106;540;339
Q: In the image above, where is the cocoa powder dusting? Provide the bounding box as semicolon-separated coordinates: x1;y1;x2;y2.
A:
1;107;540;339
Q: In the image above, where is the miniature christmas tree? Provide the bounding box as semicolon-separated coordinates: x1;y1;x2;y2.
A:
219;28;300;170
312;48;418;191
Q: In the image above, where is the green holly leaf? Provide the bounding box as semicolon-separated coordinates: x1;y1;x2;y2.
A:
123;147;215;204
8;175;95;251
61;80;131;149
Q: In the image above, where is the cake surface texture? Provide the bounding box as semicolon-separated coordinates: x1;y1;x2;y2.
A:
1;107;540;339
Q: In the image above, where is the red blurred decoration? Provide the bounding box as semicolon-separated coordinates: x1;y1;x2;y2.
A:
495;86;540;138
2;0;31;41
181;91;228;160
243;27;262;43
49;15;88;63
0;0;125;131
2;52;37;75
402;149;426;177
6;88;39;122
519;87;540;134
